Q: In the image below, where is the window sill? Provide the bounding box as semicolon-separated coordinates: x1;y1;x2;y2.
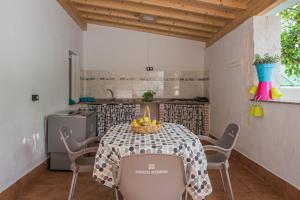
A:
250;98;300;105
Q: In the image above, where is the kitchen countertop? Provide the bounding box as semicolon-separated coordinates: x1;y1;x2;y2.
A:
79;98;209;105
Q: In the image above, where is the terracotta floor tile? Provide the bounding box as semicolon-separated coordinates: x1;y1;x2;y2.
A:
230;181;250;193
234;192;261;200
241;179;274;193
15;160;288;200
255;191;286;200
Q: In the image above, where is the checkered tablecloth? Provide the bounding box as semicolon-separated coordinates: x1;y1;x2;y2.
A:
93;123;212;199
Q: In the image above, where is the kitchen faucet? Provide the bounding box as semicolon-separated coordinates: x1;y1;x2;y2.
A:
106;89;115;100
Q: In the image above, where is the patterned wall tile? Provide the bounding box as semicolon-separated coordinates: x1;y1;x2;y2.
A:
81;70;209;99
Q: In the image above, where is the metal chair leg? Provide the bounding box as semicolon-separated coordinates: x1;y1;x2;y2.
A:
219;169;226;192
68;168;79;200
224;165;234;200
182;189;188;200
115;189;120;200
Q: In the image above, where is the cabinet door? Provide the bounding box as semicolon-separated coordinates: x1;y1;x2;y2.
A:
89;104;106;136
89;104;136;135
104;104;135;132
163;104;203;135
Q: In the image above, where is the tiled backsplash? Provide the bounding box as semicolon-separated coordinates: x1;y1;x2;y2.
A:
80;70;209;99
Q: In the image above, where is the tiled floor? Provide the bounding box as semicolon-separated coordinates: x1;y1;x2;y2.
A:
17;159;286;200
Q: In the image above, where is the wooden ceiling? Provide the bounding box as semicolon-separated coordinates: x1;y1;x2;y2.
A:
58;0;285;47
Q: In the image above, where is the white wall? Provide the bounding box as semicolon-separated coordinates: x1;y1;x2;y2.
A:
83;25;205;71
0;0;82;192
206;16;300;189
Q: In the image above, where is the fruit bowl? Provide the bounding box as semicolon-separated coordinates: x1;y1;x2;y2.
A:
131;105;162;134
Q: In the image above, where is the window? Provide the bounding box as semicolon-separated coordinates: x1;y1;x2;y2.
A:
279;2;300;102
279;2;300;84
280;67;300;87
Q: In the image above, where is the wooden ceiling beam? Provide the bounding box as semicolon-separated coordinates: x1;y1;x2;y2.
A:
123;0;235;19
157;17;219;33
82;13;212;38
58;0;285;45
87;19;207;42
78;6;219;33
57;0;87;30
206;0;286;47
73;0;227;27
78;6;138;20
192;0;248;10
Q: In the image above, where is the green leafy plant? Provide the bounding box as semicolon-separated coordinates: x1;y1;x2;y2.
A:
253;53;280;65
280;2;300;77
142;90;156;102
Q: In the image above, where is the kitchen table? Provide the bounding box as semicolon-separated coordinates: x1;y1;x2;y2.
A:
93;123;212;199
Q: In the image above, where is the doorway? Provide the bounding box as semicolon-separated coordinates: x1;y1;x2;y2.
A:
69;51;80;105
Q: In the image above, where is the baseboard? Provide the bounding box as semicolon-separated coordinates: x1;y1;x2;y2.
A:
0;159;49;200
231;150;300;200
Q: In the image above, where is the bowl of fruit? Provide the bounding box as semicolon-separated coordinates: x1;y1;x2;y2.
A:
131;105;162;134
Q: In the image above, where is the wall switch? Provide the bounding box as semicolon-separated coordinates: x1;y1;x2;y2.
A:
146;67;154;71
32;94;39;101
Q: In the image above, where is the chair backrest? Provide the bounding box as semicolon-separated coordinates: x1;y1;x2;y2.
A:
116;154;187;200
216;123;240;151
59;126;82;159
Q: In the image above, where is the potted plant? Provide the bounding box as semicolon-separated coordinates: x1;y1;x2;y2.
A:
253;54;280;82
142;90;156;102
253;54;281;100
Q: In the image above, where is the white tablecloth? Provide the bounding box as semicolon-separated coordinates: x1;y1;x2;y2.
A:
93;123;212;199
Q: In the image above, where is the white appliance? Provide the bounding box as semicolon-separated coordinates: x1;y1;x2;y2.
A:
47;110;96;170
